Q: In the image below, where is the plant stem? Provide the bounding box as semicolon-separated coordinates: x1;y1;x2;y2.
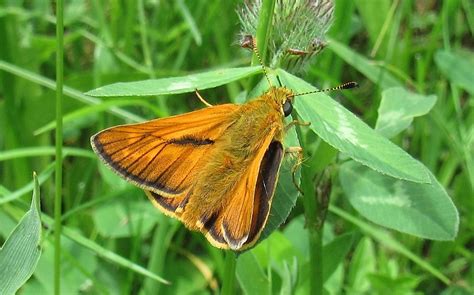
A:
54;0;64;294
301;165;323;295
137;0;169;115
137;0;154;77
221;251;237;295
0;0;30;189
252;0;276;66
296;123;324;295
248;0;276;90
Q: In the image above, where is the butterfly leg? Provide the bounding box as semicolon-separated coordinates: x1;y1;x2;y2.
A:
195;89;213;107
284;120;310;132
285;146;304;194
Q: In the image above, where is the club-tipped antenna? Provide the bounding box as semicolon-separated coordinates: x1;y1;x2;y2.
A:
276;75;283;87
252;38;273;88
292;81;358;97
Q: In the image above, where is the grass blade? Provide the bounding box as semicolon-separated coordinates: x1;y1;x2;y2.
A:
0;173;42;295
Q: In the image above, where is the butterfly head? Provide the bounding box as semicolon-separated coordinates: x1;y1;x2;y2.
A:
266;86;295;117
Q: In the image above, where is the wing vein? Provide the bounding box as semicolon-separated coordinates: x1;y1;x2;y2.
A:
108;135;154;158
123;141;167;172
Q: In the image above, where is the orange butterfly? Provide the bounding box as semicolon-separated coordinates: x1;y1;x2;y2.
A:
91;43;356;250
91;84;298;250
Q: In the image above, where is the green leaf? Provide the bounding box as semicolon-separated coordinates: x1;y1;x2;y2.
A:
86;67;261;97
323;264;344;295
322;232;355;283
339;161;459;240
278;69;430;183
283;215;309;256
375;87;437;138
279;259;298;295
346;237;376;294
0;173;42;295
368;273;421;295
328;39;402;89
236;252;270;295
34;100;164;135
435;50;474;95
252;231;299;267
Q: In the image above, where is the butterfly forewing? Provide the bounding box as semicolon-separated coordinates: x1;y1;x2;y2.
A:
91;104;239;196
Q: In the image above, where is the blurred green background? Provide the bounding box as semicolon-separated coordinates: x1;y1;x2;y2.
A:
0;0;472;294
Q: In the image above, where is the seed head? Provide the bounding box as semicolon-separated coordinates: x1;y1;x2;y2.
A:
238;0;334;73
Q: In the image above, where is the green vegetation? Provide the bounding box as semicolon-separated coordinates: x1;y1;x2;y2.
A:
0;0;472;294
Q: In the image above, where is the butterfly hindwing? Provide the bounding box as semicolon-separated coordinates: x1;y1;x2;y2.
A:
203;137;284;250
146;131;284;250
145;190;189;219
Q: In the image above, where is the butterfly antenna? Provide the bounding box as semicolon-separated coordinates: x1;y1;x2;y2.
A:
276;75;283;87
292;81;358;97
252;38;273;88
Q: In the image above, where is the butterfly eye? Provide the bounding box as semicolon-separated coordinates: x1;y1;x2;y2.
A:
283;100;293;117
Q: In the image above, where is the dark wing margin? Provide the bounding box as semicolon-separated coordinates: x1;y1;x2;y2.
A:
145;190;190;218
246;140;284;246
91;134;212;195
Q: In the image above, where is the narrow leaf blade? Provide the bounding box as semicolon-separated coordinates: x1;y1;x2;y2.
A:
0;173;42;295
322;232;355;283
86;67;261;97
236;252;270;294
